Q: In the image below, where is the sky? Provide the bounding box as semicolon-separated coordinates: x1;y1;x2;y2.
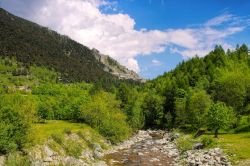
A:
1;0;250;79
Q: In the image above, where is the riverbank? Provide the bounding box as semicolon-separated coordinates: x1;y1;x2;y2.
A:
0;122;249;165
102;130;232;166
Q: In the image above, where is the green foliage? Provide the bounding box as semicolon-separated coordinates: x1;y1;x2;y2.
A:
143;44;250;132
63;140;82;158
207;102;235;137
0;94;37;154
142;92;165;128
200;135;216;147
176;135;193;153
80;91;132;143
116;83;144;130
187;89;212;129
213;68;250;113
234;125;250;133
63;128;72;135
5;152;31;166
50;133;82;158
0;8;141;87
30;66;58;83
0;106;30;154
51;133;64;145
33;83;91;120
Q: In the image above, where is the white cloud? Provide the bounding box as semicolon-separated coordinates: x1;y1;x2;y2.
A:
152;59;162;66
5;0;249;72
204;14;233;27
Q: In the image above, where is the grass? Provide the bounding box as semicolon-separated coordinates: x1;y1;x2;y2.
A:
28;120;110;159
215;132;250;164
176;135;194;153
177;130;250;164
29;120;108;149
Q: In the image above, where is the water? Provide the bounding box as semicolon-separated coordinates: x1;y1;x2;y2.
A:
104;132;173;166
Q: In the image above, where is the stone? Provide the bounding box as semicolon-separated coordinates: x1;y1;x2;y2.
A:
44;157;53;162
0;156;6;166
193;143;204;150
44;146;54;157
137;152;143;156
150;158;160;162
94;150;104;159
81;150;94;160
93;143;102;152
215;156;221;163
214;148;221;154
93;161;107;166
151;147;158;152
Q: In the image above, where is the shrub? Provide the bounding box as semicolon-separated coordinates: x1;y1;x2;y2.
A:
0;107;30;154
200;135;216;147
176;136;193;153
234;124;250;133
80;91;132;143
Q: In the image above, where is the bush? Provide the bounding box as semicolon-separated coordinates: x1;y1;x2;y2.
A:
176;136;193;153
200;135;216;147
80;91;132;143
0;107;30;154
234;124;250;133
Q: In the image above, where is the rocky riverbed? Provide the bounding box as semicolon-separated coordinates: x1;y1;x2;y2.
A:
0;130;232;166
102;130;231;166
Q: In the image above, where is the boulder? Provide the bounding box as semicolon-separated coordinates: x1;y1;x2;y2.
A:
94;150;104;159
192;143;204;150
93;143;102;152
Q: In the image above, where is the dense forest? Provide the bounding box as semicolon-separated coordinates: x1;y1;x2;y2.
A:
142;44;250;136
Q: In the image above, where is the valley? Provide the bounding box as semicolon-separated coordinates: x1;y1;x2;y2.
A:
0;6;250;166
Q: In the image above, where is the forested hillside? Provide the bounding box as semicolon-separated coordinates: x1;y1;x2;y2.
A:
0;8;141;84
142;44;250;135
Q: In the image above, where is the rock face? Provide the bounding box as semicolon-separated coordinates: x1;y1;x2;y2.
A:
28;133;108;166
92;48;145;82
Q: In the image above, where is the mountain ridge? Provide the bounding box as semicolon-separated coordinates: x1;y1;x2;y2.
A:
0;8;143;83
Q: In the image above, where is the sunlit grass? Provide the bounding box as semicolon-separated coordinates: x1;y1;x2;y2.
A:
180;131;250;164
215;132;250;163
30;120;106;146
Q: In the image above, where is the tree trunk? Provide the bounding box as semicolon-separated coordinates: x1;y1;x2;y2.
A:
214;128;219;138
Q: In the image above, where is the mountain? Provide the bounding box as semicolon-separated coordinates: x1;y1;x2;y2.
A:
92;49;144;82
0;8;143;83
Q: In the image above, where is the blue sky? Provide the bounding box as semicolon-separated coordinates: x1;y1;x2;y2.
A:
1;0;250;79
110;0;250;78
